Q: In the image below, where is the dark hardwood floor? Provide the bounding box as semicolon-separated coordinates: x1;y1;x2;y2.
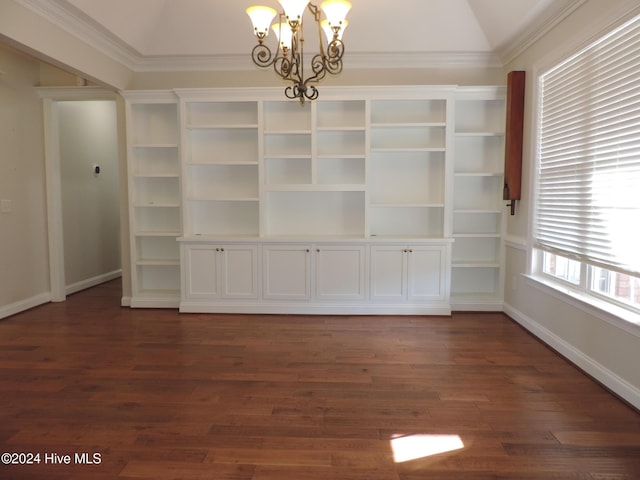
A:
1;279;639;479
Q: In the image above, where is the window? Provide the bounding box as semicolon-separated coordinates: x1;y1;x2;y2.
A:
542;252;581;286
534;14;640;317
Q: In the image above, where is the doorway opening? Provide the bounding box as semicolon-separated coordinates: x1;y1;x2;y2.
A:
39;88;124;303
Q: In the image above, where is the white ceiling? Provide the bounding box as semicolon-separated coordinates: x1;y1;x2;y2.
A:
19;0;585;71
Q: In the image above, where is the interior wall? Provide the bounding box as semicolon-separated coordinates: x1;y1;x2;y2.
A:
58;100;121;293
502;0;640;409
0;0;132;90
0;44;50;317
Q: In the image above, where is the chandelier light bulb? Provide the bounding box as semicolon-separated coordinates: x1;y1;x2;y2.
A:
321;18;348;42
246;6;277;40
277;0;310;23
272;21;293;49
320;0;351;27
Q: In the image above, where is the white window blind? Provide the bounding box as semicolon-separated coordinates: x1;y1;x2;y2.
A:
535;14;640;276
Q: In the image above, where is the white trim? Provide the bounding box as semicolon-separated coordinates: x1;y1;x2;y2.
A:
504;234;527;251
65;270;122;296
41;97;65;302
179;302;451;316
524;274;640;338
498;0;587;64
173;85;460;102
130;297;180;309
16;0;140;70
136;52;503;73
36;86;117;100
450;300;503;312
504;301;640;411
0;293;52;320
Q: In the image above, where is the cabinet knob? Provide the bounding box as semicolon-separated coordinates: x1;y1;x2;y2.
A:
316;249;320;253
220;248;225;252
215;248;220;252
306;249;310;253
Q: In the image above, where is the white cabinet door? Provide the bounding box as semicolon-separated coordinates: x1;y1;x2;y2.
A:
407;247;445;301
185;247;219;298
315;246;366;301
263;245;311;300
220;245;258;299
370;246;406;301
184;244;258;300
371;245;445;303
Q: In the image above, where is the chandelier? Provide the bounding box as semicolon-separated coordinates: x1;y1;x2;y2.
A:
246;0;351;103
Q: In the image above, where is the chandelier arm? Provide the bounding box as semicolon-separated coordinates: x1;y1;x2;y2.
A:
324;41;344;75
284;85;299;100
310;3;326;60
295;15;304;95
251;43;275;68
328;39;345;61
304;85;319;101
309;53;328;82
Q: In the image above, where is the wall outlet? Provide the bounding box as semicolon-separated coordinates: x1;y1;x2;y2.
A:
0;199;12;213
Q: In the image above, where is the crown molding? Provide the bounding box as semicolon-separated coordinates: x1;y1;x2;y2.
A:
497;0;588;65
133;51;503;73
347;52;503;70
15;0;141;70
15;0;504;73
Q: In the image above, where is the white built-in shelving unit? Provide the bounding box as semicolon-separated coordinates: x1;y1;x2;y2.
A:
369;98;448;238
261;99;367;237
122;91;181;307
182;99;260;237
451;88;506;310
122;86;506;313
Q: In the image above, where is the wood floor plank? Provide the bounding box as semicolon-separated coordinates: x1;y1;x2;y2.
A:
1;279;639;479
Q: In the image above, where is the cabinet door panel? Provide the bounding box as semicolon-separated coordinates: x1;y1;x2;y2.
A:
263;246;311;300
221;246;258;299
186;248;219;297
408;248;444;301
370;247;405;301
316;246;366;301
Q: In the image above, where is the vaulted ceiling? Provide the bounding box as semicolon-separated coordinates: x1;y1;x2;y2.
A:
16;0;585;71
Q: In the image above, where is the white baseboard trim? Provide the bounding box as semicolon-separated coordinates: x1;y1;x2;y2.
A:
503;302;640;411
65;270;122;296
179;301;452;316
0;292;52;320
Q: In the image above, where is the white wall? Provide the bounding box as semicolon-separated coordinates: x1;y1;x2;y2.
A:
0;0;132;90
58;100;121;293
0;45;50;316
0;44;128;319
503;0;640;409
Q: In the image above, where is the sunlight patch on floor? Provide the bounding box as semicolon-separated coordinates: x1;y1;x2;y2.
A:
390;434;464;462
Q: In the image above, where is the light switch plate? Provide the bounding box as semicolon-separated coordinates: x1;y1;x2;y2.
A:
1;199;12;213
